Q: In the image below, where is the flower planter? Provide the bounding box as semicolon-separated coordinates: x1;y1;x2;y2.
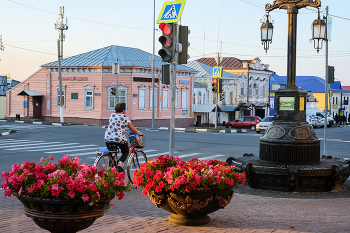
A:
149;186;234;226
18;195;112;233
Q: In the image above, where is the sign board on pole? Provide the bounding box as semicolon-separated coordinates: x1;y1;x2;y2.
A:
157;0;186;24
327;15;332;41
213;67;222;77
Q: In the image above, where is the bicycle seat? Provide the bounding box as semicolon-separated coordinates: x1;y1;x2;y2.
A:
106;142;119;152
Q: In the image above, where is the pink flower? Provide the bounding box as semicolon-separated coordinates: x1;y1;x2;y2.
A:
101;180;108;187
117;192;124;200
28;186;34;193
81;194;89;202
40;157;44;163
5;189;11;197
73;157;81;165
110;201;115;208
88;202;93;206
49;156;53;160
96;191;100;199
68;191;75;198
18;186;23;196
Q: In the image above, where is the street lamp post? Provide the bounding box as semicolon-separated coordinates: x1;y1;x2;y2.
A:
228;0;350;193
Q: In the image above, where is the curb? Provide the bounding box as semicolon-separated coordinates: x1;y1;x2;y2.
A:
219;129;247;133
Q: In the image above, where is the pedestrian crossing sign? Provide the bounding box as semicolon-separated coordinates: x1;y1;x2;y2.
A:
157;0;186;24
213;67;222;77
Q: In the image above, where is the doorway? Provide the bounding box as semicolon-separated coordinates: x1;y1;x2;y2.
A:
33;97;42;119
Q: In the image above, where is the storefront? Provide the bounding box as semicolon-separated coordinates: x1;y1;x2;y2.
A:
6;45;196;127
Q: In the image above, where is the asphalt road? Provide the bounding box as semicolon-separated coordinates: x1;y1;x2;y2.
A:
1;121;350;175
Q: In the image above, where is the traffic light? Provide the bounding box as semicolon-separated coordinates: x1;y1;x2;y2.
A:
218;79;223;93
212;78;217;93
158;23;176;63
160;64;170;85
220;93;225;101
327;66;334;83
110;87;116;95
177;25;190;64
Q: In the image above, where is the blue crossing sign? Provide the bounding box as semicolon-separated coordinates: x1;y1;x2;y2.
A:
157;0;186;24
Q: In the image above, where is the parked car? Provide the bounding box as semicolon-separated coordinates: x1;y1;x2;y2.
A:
306;115;321;128
225;116;262;131
256;116;274;134
314;116;325;127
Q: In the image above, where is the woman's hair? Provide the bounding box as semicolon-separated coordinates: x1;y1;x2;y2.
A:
115;102;126;113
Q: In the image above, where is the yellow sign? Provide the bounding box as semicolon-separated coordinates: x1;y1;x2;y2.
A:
157;0;186;24
213;67;222;77
272;84;280;90
333;104;338;109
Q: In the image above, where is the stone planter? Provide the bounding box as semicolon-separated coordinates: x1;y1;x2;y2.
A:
17;195;112;233
148;186;234;226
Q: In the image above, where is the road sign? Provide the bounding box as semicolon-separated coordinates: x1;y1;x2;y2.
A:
157;0;186;24
213;67;222;77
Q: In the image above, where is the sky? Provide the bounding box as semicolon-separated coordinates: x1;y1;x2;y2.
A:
0;0;349;85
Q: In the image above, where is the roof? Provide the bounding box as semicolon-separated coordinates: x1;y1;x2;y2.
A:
220;105;238;112
0;76;8;96
17;90;44;96
194;104;221;113
186;61;240;78
270;74;350;93
41;45;196;72
241;103;254;107
195;57;247;70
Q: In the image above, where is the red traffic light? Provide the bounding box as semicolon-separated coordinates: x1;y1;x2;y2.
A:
159;23;173;35
212;78;217;83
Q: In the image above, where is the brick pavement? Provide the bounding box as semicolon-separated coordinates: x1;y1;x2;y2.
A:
1;187;350;233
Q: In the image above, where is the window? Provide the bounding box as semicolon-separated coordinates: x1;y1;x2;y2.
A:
262;85;266;96
198;91;202;104
182;89;187;109
56;87;65;108
163;89;169;109
139;89;146;109
241;84;244;95
194;93;196;105
109;87;126;109
230;92;233;104
203;93;206;104
260;87;262;96
150;88;157;110
175;90;179;109
84;88;94;110
249;85;252;96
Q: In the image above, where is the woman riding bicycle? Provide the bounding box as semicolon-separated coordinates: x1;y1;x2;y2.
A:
104;102;143;169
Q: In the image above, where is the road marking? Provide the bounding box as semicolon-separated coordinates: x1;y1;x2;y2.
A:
25;143;86;151
0;139;33;145
200;154;227;161
6;142;64;150
0;141;45;148
176;153;202;159
45;146;99;154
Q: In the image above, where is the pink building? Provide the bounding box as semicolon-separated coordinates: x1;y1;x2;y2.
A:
6;45;196;127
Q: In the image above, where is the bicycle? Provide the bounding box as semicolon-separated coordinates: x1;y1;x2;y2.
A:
94;131;147;184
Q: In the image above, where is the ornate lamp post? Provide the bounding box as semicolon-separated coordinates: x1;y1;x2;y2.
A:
228;0;350;192
311;8;327;53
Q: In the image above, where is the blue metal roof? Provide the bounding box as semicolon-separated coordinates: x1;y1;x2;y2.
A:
185;61;240;78
41;45;196;72
270;74;350;93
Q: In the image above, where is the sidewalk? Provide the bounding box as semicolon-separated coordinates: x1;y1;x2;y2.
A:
1;182;350;233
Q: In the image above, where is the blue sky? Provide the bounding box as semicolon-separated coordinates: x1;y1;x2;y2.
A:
1;0;349;85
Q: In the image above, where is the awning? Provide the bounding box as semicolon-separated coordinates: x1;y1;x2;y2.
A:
17;90;44;97
255;103;269;107
194;104;221;113
220;105;238;112
241;103;254;107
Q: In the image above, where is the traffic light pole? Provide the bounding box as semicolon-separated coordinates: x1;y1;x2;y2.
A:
215;77;218;129
169;24;178;157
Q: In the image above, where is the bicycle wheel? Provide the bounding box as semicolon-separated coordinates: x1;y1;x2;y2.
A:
94;154;115;170
127;150;147;184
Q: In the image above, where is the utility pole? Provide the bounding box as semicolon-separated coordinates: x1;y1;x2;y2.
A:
112;59;119;101
0;35;4;52
169;24;178;157
55;6;68;123
151;0;156;129
324;6;329;156
215;53;221;129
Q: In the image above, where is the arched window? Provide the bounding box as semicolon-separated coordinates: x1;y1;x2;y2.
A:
198;91;202;104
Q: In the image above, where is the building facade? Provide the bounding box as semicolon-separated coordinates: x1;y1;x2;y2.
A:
6;45;197;127
195;57;273;119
